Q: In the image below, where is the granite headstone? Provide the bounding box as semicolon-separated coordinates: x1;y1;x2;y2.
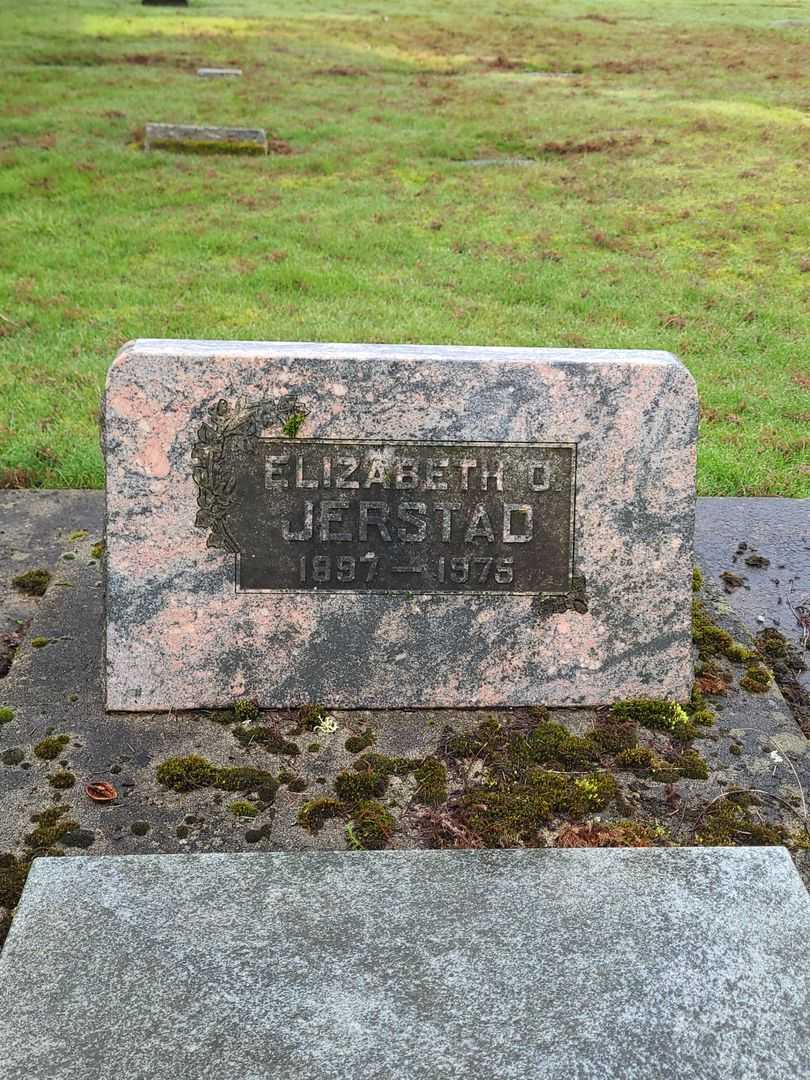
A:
104;340;697;710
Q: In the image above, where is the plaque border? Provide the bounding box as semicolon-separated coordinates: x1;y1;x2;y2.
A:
230;437;578;598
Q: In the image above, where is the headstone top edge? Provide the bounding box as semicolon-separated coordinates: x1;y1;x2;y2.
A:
105;338;693;387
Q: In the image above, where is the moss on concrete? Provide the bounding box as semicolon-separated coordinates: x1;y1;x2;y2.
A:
11;569;51;596
413;757;448;806
347;801;395;850
156;755;279;800
345;729;376;754
233;724;300;756
33;734;69;760
297;797;343;833
610;699;696;741
48;770;75;789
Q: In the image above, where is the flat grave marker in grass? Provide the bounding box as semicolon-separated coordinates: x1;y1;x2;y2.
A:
460;156;536;167
197;68;242;78
142;0;188;6
143;124;267;155
103;339;697;711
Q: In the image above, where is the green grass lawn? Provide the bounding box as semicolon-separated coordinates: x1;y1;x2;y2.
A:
1;0;808;493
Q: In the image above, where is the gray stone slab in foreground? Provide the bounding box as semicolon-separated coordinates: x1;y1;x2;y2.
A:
2;849;809;1080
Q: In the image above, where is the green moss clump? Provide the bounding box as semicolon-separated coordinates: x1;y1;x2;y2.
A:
610;699;696;741
25;806;78;850
215;766;279;795
48;770;75;789
345;728;376;754
589;718;638;754
130;821;151;836
155;755;278;800
755;628;788;662
674;749;709;780
0;853;30;911
692;566;703;592
33;734;69;760
30;637;50;649
686;686;716;727
0;707;14;725
11;569;51;596
233;698;260;723
354;752;413;778
450;716;603;774
740;663;772;694
90;540;105;560
413;757;448;806
227;800;259;818
726;642;753;664
449;770;619;848
233;724;300;756
299;704;328;731
156;755;218;791
525;722;599;768
692;599;753;666
334;768;386;804
347;801;395;850
447;716;503;759
307;742;322;753
615;746;654;770
297;797;343;833
694;799;787;846
281;411;307;438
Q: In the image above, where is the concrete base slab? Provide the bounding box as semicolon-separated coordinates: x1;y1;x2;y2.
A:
0;490;103;675
1;848;809;1080
1;491;809;890
694;497;809;673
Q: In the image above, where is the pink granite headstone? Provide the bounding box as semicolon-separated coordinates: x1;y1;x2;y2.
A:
104;340;697;710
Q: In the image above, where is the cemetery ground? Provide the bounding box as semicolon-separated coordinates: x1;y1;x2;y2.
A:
1;0;809;497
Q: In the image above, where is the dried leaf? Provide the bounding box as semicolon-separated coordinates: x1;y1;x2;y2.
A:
85;781;118;803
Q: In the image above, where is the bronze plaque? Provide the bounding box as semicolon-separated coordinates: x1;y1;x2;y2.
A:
206;437;576;595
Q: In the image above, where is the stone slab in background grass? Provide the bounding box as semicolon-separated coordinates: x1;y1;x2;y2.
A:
103;340;697;710
197;68;242;78
1;849;809;1080
144;124;267;155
